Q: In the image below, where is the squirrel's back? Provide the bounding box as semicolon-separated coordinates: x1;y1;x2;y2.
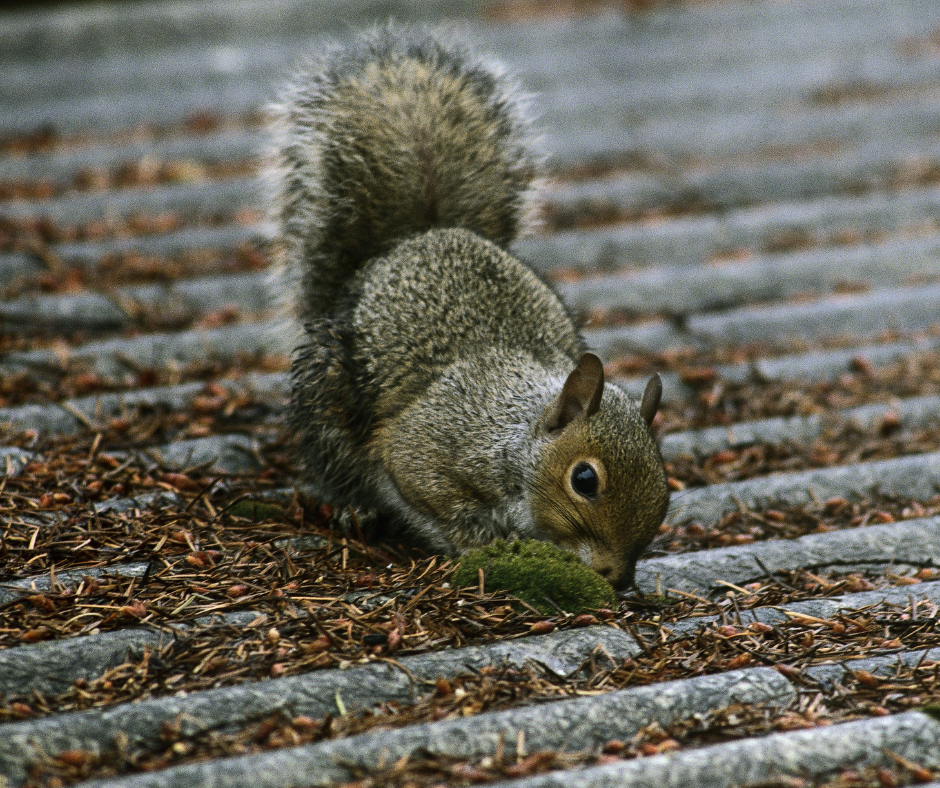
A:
272;27;540;321
274;27;669;591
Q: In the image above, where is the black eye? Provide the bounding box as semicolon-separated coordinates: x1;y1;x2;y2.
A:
571;462;599;498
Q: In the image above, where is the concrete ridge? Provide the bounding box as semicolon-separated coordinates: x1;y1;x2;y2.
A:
74;668;794;788
0;626;638;785
639;520;940;595
492;711;940;788
665;453;940;532
3;540;937;711
4;1;940;784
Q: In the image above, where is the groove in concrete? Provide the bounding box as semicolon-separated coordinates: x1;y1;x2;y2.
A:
5;334;937;467
0;0;482;63
0;227;270;288
0;562;153;607
8;237;940;345
549;146;940;226
0;628;174;698
146;433;263;473
0;608;266;697
7;548;924;707
7;131;940;246
0;129;260;185
9;51;940;160
5;1;937;115
0;373;285;441
1;0;929;67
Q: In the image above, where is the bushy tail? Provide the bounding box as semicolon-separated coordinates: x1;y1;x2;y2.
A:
271;26;540;321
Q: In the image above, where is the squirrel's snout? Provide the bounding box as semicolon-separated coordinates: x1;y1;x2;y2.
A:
591;553;634;592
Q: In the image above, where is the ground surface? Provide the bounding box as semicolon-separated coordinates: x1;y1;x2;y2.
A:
3;0;940;786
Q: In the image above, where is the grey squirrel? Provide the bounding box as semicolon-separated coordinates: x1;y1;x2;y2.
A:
271;26;668;590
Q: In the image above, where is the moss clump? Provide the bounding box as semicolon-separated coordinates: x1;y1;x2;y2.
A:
227;500;286;523
452;539;617;615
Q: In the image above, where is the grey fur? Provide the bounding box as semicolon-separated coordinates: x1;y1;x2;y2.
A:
273;26;668;589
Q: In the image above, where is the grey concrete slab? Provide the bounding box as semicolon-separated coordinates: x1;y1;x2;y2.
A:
637;518;940;597
146;433;261;473
0;320;290;379
543;97;940;171
7;134;940;243
0;626;639;785
0;224;271;284
686;281;940;345
0;610;266;695
3;0;940;784
745;338;940;383
546;179;940;266
0;373;285;437
73;668;794;788
555;237;940;316
0;177;260;224
0;445;32;476
666;452;940;529
5;0;937;109
644;579;940;641
490;711;940;788
0;0;482;62
0;563;152;606
6;18;940;143
0;129;260;185
804;646;940;691
8;47;940;157
0;628;174;698
9;233;937;339
0;273;274;331
660;394;940;462
610;335;940;402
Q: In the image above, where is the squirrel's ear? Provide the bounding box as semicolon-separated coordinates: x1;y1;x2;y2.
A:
640;373;662;427
544;352;604;433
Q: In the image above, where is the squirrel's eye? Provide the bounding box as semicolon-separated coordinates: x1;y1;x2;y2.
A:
571;462;599;498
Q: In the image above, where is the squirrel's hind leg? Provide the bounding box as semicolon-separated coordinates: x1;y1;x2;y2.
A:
290;319;378;515
290;319;465;558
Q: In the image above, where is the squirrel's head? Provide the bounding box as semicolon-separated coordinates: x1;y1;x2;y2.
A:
530;353;669;591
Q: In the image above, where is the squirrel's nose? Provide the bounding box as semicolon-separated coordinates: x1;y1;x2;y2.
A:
594;560;624;589
590;550;633;591
596;561;634;592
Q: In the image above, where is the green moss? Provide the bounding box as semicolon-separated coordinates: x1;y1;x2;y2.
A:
452;539;617;615
227;500;286;523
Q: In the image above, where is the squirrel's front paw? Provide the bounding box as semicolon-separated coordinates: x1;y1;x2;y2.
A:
336;506;380;534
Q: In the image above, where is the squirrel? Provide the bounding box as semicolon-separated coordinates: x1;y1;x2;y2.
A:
270;26;669;590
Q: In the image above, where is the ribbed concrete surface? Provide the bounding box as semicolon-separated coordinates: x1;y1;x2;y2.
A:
3;0;940;785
